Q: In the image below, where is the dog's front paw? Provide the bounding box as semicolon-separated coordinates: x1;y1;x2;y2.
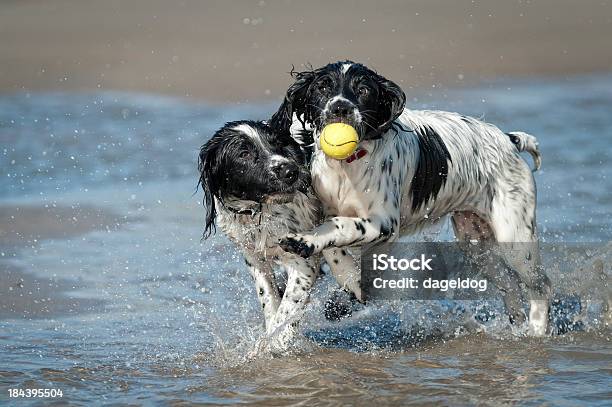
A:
247;327;297;359
279;234;315;258
246;338;269;360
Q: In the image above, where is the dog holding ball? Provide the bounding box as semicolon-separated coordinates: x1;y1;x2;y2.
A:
271;60;550;336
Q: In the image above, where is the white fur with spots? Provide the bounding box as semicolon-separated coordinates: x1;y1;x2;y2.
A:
281;108;551;336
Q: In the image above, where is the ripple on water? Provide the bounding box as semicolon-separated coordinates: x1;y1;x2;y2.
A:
0;77;611;405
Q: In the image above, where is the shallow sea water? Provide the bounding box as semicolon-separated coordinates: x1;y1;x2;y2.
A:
0;76;610;405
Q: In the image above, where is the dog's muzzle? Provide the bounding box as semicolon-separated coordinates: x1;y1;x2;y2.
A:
271;161;299;184
324;99;361;128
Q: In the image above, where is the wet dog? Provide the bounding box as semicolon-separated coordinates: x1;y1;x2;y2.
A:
271;61;551;336
197;120;360;352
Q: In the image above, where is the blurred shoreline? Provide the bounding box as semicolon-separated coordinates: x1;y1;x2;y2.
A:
1;0;611;103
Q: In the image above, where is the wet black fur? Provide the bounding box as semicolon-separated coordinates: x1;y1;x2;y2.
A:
197;120;309;238
269;60;406;141
411;125;452;210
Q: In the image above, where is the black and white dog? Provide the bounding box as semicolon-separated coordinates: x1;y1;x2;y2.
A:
271;61;551;336
198;120;360;352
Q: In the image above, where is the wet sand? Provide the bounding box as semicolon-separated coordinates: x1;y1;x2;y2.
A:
0;204;132;246
0;263;106;319
0;204;137;318
1;0;611;102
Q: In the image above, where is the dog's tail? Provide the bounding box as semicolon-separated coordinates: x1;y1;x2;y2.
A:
507;131;542;172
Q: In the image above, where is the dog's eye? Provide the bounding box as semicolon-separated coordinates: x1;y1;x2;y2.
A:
358;86;370;96
238;150;251;159
317;82;330;93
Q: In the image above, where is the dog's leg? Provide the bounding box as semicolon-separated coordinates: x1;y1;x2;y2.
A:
322;247;363;302
451;211;528;326
280;214;398;257
244;254;282;331
487;203;551;336
265;253;318;350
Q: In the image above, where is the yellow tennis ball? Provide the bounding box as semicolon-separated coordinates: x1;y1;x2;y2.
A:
320;123;359;160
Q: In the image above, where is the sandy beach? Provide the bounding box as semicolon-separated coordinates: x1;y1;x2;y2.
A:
1;0;611;102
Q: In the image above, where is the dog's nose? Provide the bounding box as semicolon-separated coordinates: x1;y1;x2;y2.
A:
273;162;299;183
330;100;353;117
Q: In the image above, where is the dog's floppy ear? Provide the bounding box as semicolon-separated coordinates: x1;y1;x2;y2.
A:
375;76;406;135
269;68;316;137
197;140;221;239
